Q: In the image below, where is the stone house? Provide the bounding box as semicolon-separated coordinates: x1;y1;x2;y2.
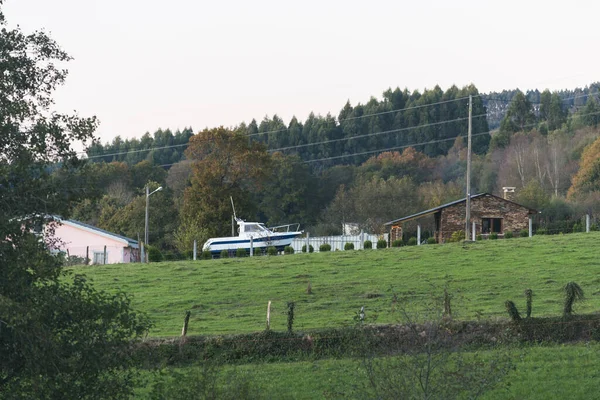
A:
384;191;538;244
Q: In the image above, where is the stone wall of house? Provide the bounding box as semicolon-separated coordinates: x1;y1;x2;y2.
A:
439;195;531;242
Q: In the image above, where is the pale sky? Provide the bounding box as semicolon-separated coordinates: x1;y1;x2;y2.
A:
4;0;600;143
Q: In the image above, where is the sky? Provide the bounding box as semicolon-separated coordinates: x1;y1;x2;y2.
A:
4;0;600;144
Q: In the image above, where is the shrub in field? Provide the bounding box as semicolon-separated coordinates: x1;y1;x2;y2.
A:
407;237;417;246
591;224;599;231
287;302;295;334
301;244;314;253
344;242;354;251
376;239;387;249
525;289;533;318
363;240;372;249
284;246;294;254
147;245;163;262
504;231;513;239
563;282;584;316
520;229;528;237
220;250;229;258
427;237;436;244
267;246;278;256
319;243;331;252
536;228;546;235
201;250;212;260
476;234;483;241
504;300;521;322
392;239;403;248
490;233;498;240
236;248;247;257
448;230;464;242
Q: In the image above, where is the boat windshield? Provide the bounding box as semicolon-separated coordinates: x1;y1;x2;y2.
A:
244;223;267;233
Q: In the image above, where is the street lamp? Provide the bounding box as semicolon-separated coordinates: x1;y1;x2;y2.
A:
144;185;163;247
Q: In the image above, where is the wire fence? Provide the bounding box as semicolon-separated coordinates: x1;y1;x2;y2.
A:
290;233;387;252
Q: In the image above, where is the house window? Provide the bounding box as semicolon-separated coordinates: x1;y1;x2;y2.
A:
93;251;106;265
481;218;502;234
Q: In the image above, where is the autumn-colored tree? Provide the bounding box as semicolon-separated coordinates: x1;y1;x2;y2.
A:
181;127;271;239
358;147;434;184
568;136;600;199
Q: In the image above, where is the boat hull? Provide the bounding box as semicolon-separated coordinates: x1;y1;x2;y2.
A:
203;233;301;256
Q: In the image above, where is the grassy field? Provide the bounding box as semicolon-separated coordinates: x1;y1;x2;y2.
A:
137;343;600;399
70;233;600;337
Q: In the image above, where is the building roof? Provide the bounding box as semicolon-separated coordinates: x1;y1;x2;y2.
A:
57;217;139;248
384;193;538;226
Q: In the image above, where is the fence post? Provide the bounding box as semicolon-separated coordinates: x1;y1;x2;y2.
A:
181;310;191;342
472;221;476;241
305;232;309;253
417;224;421;245
586;214;590;233
103;245;107;264
85;246;89;265
266;300;271;330
140;243;144;264
250;236;254;257
193;240;197;260
529;217;533;238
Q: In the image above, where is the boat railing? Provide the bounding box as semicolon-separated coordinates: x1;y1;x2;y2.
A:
269;223;301;233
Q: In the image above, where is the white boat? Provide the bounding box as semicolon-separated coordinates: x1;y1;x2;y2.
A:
202;218;303;257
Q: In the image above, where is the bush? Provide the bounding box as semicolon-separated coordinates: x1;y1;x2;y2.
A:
284;246;294;254
520;229;529;237
267;246;278;256
490;233;498;240
344;242;354;251
392;239;403;248
504;231;513;239
183;250;194;260
427;237;436;244
448;230;464;243
236;248;247;257
476;234;483;241
201;250;212;260
376;239;387;249
301;244;314;253
591;224;599;232
363;240;372;249
220;250;229;258
147;245;163;262
319;243;331;252
407;237;418;246
536;228;546;235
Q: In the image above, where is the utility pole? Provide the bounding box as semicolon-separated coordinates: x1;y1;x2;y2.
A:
145;185;149;245
465;95;473;241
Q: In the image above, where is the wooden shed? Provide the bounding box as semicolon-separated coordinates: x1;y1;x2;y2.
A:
384;193;538;244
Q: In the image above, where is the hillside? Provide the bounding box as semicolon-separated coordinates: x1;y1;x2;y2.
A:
72;232;600;337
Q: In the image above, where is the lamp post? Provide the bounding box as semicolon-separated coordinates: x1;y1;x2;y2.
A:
144;185;163;247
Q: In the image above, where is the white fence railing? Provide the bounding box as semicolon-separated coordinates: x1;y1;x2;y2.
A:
290;233;388;252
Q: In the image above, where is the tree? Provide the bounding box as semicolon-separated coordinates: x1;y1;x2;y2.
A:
568;135;600;199
0;5;150;398
493;91;536;148
181;127;271;240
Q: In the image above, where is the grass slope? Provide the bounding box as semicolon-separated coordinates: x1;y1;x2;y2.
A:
71;233;600;337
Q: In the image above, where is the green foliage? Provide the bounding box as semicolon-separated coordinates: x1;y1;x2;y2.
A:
344;242;354;251
476;234;483;241
319;243;331;252
284;246;294;254
147;245;164;262
287;302;296;334
267;246;278;256
525;289;533;318
407;237;418;246
504;231;514;239
505;300;522;322
490;233;499;240
391;239;403;248
220;250;229;258
363;240;373;249
427;237;437;244
520;229;529;238
563;282;584;316
301;244;314;253
536;228;546;235
236;248;248;258
202;250;212;260
376;239;387;249
449;230;465;243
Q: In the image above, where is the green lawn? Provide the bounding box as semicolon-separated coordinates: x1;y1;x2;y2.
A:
137;343;600;399
70;232;600;337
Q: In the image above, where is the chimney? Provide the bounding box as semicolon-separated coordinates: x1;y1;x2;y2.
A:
503;187;516;201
